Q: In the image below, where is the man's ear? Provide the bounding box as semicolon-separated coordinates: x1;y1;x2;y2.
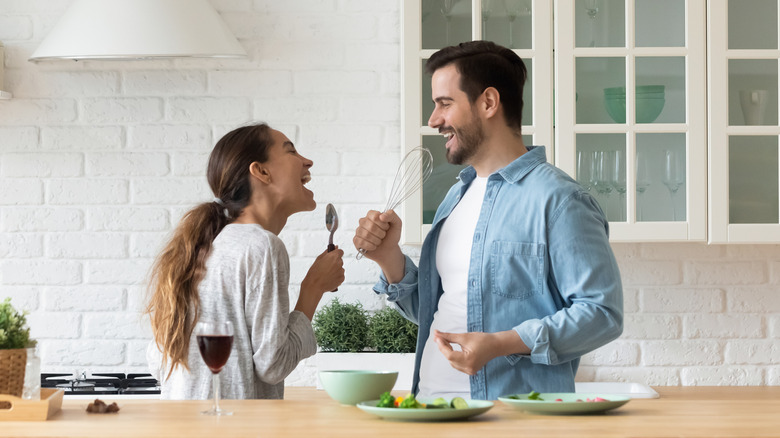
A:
249;162;271;184
481;87;500;119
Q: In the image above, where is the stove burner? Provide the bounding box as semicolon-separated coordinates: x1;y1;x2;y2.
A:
56;381;96;390
41;372;161;396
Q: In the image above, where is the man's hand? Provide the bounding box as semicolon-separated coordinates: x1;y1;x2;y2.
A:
434;329;530;375
353;209;405;282
353;210;402;259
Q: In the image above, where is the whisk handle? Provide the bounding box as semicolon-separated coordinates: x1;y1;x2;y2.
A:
356;248;367;260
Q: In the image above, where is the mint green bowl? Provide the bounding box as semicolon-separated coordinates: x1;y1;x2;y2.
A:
318;370;399;405
604;86;666;123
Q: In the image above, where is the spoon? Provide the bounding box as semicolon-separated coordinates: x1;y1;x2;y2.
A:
325;203;339;291
326;203;338;252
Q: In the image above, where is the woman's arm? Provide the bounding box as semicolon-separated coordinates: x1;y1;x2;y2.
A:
245;235;318;385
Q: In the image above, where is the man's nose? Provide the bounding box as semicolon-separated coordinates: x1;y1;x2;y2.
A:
428;109;440;129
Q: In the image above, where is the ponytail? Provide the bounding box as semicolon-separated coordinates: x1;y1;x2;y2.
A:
146;202;230;379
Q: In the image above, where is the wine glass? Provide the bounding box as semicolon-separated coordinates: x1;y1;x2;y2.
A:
441;0;458;44
635;151;651;221
583;0;599;47
611;149;627;221
196;321;234;416
482;0;493;40
593;150;615;220
662;148;685;221
576;149;594;192
504;0;531;47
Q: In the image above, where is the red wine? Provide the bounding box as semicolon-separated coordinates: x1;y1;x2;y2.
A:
197;335;233;373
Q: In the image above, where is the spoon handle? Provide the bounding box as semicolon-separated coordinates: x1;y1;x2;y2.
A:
327;234;337;291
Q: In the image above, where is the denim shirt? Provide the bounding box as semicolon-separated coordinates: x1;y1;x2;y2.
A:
373;146;623;400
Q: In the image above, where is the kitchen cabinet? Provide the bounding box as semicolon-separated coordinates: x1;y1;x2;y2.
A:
402;0;707;244
709;0;780;242
556;0;707;242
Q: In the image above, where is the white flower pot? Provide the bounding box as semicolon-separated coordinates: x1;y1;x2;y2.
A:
315;352;415;391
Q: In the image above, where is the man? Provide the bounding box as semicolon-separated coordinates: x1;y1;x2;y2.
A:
353;41;623;401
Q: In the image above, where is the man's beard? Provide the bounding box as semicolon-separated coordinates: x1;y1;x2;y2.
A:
446;111;484;165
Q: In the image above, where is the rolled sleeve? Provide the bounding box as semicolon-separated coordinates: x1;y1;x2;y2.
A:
513;319;555;364
373;255;419;301
373;255;421;324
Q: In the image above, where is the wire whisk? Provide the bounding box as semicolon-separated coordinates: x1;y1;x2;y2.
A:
356;146;434;260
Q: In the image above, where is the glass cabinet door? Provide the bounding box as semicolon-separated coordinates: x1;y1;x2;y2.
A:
709;0;780;242
402;0;553;245
555;0;707;241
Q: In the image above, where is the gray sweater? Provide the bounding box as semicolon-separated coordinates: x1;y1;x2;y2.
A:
147;223;317;399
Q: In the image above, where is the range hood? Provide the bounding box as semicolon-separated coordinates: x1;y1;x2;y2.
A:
29;0;246;62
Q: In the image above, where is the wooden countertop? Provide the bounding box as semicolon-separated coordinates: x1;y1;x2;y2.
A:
3;386;780;437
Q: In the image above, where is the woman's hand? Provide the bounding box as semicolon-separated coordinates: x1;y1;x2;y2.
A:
304;247;345;294
296;247;344;320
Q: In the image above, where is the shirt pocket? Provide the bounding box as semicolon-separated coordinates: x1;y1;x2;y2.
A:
489;241;545;300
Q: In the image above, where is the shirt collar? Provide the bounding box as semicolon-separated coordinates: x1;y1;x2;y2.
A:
457;145;547;185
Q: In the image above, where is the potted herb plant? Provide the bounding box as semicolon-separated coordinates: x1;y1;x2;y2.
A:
312;298;370;353
313;299;416;391
367;306;417;353
0;298;36;402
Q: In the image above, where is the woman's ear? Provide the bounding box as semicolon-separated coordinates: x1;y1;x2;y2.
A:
249;162;272;184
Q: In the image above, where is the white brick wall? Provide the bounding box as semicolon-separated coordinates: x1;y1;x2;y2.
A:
1;0;779;386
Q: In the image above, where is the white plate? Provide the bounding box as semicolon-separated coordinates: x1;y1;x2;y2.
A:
575;382;659;399
499;392;630;415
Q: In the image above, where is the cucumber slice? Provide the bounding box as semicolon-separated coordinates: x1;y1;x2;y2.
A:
426;397;450;409
450;397;469;409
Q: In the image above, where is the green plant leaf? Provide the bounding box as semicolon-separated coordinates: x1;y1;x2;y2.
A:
312;298;369;352
367;306;418;353
0;298;32;350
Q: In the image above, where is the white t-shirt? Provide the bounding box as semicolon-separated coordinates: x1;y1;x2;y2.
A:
418;176;488;399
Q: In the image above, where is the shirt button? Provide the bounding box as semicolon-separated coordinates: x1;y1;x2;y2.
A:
475;233;481;240
471;280;477;287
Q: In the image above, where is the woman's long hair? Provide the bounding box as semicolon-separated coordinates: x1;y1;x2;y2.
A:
146;123;274;379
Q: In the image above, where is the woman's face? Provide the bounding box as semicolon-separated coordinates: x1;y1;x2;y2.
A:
263;129;316;213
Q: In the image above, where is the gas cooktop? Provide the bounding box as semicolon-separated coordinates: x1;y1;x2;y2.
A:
41;372;161;397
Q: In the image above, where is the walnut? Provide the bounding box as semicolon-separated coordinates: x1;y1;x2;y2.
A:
86;399;120;414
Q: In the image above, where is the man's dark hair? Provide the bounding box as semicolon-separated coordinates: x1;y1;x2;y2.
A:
425;41;527;134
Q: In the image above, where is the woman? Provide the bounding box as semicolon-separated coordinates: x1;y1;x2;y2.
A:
146;123;344;400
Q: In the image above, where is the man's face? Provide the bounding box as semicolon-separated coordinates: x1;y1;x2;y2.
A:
427;64;485;165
